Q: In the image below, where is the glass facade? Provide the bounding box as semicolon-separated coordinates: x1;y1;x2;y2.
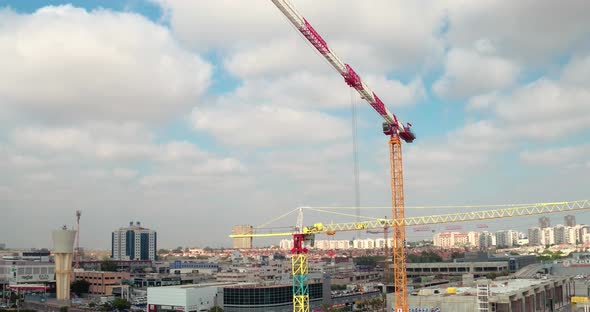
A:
126;230;135;260
140;233;149;260
224;283;322;307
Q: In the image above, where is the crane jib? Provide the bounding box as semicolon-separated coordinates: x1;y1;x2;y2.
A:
293;12;415;142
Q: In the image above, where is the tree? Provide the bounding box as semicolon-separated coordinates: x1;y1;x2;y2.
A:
451;252;465;260
172;246;183;253
59;307;68;312
111;298;131;311
407;251;443;263
208;306;223;312
331;284;347;290
71;279;91;295
157;249;169;255
101;259;118;272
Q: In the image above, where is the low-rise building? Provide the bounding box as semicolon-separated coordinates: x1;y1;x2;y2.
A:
405;261;509;278
0;260;55;285
170;260;220;274
388;277;574;312
73;271;130;295
148;283;227;312
147;282;328;312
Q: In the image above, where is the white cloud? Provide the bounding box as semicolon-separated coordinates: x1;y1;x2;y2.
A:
216;71;423;111
157;0;445;72
0;5;212;123
444;0;590;63
191;105;349;146
460;52;590;141
520;144;590;166
434;48;520;98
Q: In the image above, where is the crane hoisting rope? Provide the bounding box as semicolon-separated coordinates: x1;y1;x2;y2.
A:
350;88;361;239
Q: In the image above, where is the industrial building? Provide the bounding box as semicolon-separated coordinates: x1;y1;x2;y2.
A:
388;277;574;312
112;221;157;261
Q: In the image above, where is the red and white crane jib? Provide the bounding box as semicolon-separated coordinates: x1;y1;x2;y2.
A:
270;0;416;143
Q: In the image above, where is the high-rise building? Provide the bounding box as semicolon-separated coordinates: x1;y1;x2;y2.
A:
528;227;542;246
495;230;518;248
564;215;576;227
539;217;550;229
232;225;253;249
542;227;554;246
112;221;157;261
479;231;495;249
553;225;566;245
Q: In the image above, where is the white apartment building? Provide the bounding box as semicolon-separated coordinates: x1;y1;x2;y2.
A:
433;232;470;248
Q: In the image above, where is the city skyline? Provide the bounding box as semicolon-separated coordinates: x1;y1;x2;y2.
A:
1;0;589;249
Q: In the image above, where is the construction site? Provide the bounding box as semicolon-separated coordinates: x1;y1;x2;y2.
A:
228;1;590;312
1;1;589;312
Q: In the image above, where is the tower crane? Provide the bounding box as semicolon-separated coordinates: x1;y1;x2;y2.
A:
269;1;415;311
231;199;590;311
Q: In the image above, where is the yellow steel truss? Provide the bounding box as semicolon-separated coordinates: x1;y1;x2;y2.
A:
230;200;590;238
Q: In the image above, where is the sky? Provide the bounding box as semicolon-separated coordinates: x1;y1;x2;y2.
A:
0;0;589;249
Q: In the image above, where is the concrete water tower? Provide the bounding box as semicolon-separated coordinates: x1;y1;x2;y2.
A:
52;225;77;300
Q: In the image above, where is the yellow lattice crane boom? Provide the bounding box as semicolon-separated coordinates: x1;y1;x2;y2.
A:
231;199;589;311
231;200;590;238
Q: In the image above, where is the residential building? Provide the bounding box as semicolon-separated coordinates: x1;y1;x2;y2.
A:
467;231;480;247
528;227;542;246
564;215;576;227
433;232;469;248
566;226;577;245
554;225;566;245
112;221;157;261
353;238;375;249
495;230;518;248
73;271;130;295
542;227;555;246
279;239;293;250
479;231;495;249
232;225;253;249
539;216;550;229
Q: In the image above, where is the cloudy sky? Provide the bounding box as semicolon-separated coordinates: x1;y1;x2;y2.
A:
1;0;589;249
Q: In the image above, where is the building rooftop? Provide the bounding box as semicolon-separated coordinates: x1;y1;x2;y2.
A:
420;277;571;297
